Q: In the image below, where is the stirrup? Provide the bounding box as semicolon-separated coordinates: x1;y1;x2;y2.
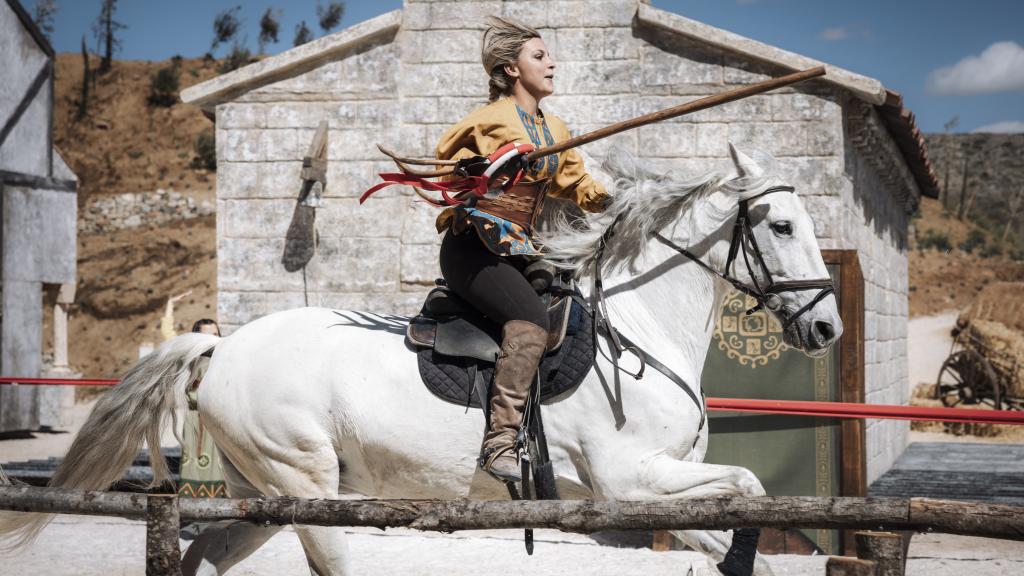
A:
479;445;521;483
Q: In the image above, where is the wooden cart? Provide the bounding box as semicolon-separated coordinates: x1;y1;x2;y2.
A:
936;283;1024;411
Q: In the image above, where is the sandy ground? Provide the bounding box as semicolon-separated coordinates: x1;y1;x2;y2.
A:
4;515;1023;576
907;311;958;392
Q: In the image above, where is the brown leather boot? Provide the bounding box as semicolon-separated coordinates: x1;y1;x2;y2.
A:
479;319;548;482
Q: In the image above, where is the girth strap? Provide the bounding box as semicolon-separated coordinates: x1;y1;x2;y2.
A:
611;328;707;432
567;292;706;433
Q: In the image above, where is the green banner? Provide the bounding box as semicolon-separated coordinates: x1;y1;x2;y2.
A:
702;265;841;554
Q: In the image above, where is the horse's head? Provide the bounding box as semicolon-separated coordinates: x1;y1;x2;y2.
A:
723;143;843;356
541;143;843;357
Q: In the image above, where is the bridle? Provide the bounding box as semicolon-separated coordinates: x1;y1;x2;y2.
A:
651;185;835;331
585;185;834;428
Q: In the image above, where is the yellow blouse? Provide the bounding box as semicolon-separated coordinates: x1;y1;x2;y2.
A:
434;97;608;255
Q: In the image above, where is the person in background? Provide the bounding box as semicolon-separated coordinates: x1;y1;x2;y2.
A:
161;291;226;540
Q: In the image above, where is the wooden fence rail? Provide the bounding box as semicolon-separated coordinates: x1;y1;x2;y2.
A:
1;485;1022;541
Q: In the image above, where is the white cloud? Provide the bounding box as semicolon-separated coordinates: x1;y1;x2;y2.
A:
927;41;1024;95
972;120;1024;133
819;24;871;42
819;27;849;41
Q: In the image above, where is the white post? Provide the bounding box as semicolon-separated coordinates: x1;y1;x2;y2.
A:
40;282;78;429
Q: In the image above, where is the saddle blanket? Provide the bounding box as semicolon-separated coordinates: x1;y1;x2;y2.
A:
418;299;595;408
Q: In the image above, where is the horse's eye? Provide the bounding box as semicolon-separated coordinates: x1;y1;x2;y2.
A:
771;221;792;236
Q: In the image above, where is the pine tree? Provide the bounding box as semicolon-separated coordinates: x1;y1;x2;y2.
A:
211;5;243;55
32;0;58;41
92;0;126;74
316;2;344;35
258;8;281;55
76;35;90;121
294;20;312;47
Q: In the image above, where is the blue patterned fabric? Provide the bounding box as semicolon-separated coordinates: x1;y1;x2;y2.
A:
454;206;540;256
515;104;558;177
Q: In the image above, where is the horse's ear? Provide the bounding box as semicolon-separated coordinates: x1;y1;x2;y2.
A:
728;142;764;179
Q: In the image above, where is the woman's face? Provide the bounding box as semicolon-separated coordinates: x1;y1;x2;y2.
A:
506;37;555;100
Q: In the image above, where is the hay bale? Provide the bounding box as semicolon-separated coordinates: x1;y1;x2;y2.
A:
960;282;1024;331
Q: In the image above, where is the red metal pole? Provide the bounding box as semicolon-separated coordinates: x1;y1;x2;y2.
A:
0;377;119;386
3;377;1023;425
707;397;1024;426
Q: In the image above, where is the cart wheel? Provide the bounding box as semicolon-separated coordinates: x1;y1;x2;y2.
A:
935;349;1002;409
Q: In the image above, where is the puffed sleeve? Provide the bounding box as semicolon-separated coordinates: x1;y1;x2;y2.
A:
546;117;609;213
435;120;481;163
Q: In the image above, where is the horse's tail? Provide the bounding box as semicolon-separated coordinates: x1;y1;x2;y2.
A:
0;333;219;551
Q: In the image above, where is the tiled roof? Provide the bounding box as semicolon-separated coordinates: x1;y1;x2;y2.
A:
877;90;940;198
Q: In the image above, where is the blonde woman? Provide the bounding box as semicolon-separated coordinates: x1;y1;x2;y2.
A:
434;17;609;482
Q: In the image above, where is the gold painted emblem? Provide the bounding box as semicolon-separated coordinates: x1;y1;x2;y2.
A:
714;291;789;369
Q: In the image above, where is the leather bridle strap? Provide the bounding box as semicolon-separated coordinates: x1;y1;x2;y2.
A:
654;185;834;331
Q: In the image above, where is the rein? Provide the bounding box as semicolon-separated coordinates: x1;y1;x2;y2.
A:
585;185;835;429
652;185;834;331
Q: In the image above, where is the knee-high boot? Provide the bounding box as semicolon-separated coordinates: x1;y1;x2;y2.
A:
479;319;548;481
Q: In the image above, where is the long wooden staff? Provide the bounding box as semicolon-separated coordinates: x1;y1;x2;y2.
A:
524;66;826;161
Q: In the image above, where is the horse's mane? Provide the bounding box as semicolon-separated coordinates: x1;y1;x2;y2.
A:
540;146;777;276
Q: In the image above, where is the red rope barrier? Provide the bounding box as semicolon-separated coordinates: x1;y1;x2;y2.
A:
0;377;118;386
4;377;1023;425
707;398;1024;426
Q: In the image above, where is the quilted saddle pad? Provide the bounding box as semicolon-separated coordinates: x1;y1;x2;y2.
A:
417;298;595;408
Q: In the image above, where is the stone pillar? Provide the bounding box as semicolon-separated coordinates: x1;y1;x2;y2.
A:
39;282;78;429
52;283;74;368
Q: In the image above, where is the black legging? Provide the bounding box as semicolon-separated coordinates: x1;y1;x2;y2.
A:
439;229;549;331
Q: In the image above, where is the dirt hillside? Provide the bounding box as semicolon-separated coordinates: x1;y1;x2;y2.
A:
50;53;225;381
909;196;1024;317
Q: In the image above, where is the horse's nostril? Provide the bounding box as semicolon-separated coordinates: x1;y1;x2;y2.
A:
813;321;835;343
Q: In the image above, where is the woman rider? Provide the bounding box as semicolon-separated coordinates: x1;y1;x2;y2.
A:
434;17;609;482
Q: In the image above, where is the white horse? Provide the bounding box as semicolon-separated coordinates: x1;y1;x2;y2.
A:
1;144;842;575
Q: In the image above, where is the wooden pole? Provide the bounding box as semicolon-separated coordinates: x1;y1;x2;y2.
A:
854;531;906;576
2;486;1023;541
826;557;877;576
525;66;826;162
651;530;674;551
146;495;182;576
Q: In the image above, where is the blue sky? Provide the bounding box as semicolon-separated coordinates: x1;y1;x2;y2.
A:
35;0;1024;134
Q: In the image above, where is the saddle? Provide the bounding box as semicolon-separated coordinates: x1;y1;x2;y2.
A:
406;262;595;409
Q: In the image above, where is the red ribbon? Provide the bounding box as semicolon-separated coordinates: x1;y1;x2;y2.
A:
359;173;490;205
359;169;528;206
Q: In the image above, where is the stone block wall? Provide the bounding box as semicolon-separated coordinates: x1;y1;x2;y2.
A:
216;0;853;334
839;101;914;484
80;189;214;234
214;0;912;478
0;0;50;176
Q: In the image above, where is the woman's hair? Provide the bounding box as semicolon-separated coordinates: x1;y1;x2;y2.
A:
191;318;219;335
481;16;541;102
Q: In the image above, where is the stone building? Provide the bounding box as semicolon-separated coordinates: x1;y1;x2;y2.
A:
182;0;937;483
0;0;78;431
